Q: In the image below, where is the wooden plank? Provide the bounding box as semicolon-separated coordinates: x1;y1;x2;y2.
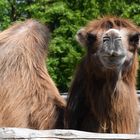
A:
0;128;140;140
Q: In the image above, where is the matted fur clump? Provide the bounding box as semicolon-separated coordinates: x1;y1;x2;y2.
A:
0;19;66;129
65;16;140;133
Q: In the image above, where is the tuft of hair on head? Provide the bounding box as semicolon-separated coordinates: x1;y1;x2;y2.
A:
76;16;139;48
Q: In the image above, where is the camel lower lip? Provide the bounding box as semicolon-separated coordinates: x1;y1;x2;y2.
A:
102;55;126;63
106;61;121;66
102;55;126;59
99;55;126;69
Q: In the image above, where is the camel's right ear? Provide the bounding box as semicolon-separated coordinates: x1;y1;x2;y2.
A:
76;28;87;47
76;28;96;47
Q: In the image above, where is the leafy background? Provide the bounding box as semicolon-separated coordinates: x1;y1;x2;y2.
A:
0;0;140;92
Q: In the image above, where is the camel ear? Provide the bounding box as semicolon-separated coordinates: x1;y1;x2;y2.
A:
76;28;96;47
76;28;87;47
129;32;140;49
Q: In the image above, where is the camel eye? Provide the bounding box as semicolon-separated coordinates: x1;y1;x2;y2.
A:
87;33;96;46
103;37;110;42
103;39;109;42
114;38;122;47
129;32;140;46
103;37;110;47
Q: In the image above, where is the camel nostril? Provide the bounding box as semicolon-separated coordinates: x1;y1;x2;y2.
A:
106;50;117;56
111;51;119;57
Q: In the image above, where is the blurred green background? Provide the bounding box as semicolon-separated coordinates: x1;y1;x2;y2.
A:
0;0;140;92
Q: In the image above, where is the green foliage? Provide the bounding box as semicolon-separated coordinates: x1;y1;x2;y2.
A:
46;3;85;91
0;0;139;92
122;3;140;25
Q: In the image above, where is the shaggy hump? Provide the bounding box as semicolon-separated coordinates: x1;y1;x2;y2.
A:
0;19;50;51
0;19;66;129
7;19;49;36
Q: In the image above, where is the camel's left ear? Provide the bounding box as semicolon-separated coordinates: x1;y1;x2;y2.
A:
129;32;140;49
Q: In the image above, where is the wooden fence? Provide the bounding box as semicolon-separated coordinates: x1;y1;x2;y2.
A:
0;93;140;140
0;128;140;140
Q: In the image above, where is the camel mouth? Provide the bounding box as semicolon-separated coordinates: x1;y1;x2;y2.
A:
102;54;126;59
99;53;126;69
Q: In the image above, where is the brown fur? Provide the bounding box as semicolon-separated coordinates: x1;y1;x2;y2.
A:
0;19;66;129
65;17;140;133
